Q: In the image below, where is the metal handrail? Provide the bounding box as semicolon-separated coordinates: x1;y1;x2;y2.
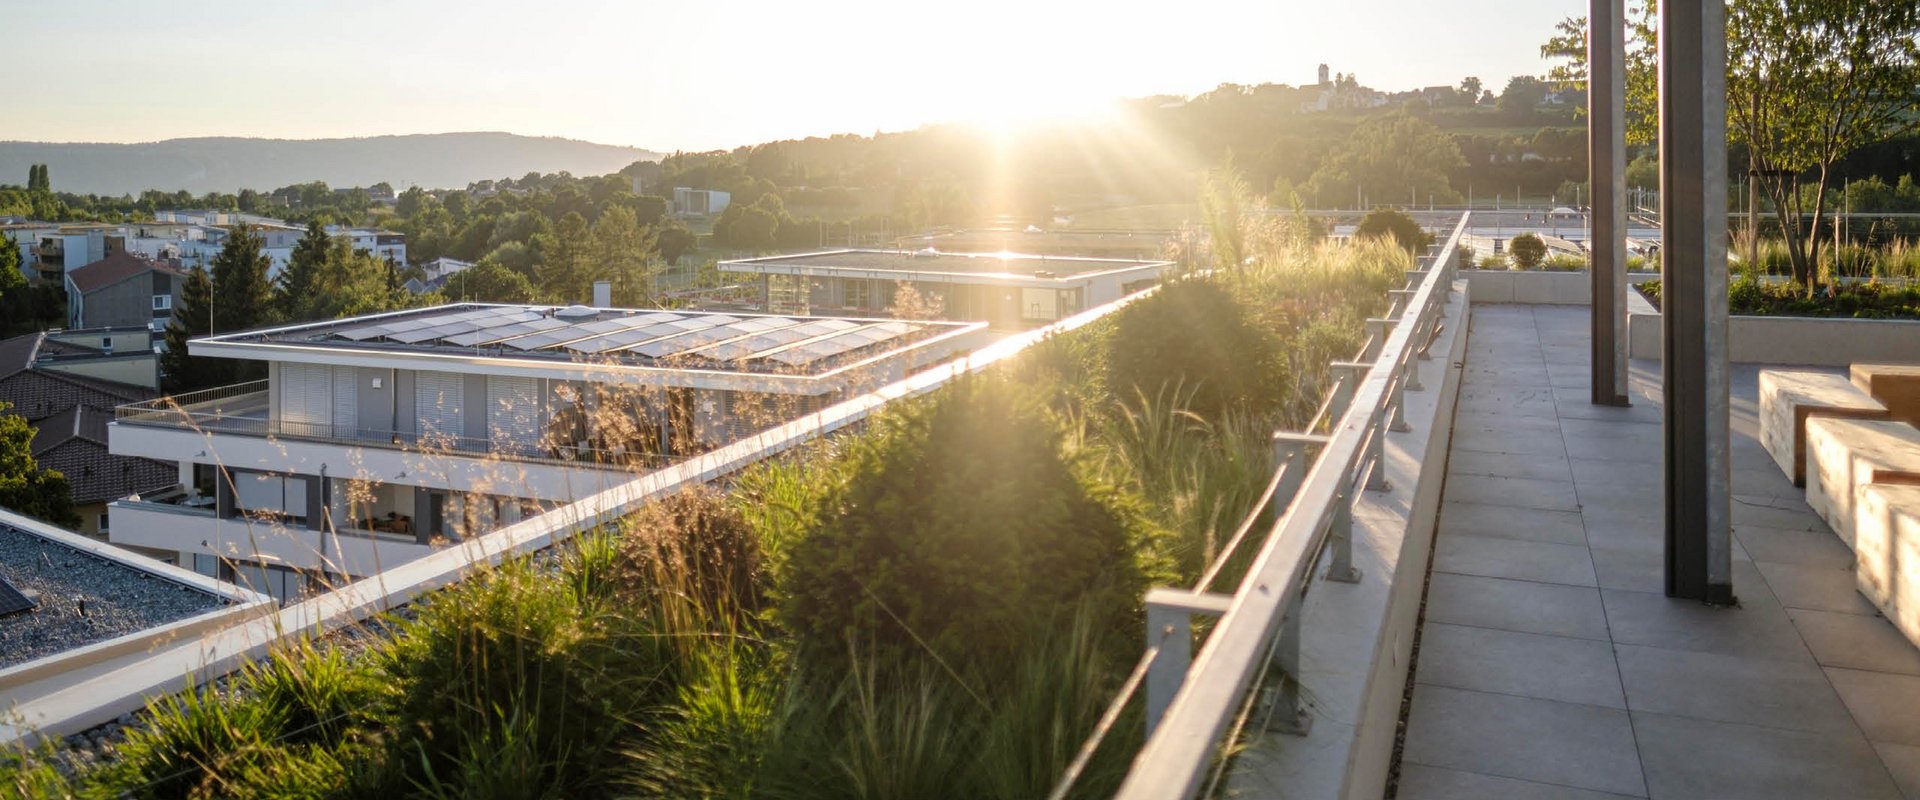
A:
115;396;676;471
117;380;269;416
1109;214;1469;799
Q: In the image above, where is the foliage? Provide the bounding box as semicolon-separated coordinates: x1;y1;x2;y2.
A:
0;404;77;527
1728;0;1920;291
1508;233;1548;269
779;374;1147;680
273;220;329;319
161;265;222;392
209;224;272;334
1354;207;1432;254
1106;279;1282;420
441;259;536;303
0;235;24;299
534;211;594;303
376;558;664;799
588;205;659;305
1308;113;1466;206
614;487;763;618
1639;276;1920;319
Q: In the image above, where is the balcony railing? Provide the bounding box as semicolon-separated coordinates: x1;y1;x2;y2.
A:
114;385;676;472
1044;213;1471;800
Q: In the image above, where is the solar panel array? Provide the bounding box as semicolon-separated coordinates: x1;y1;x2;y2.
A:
313;306;939;372
0;576;37;618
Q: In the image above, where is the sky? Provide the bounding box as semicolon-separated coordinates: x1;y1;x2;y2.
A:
4;0;1581;152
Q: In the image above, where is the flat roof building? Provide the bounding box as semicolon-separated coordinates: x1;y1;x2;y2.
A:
106;303;989;601
718;248;1175;329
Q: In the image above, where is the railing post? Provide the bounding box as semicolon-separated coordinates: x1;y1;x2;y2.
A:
1272;432;1331;511
1327;362;1368;424
1327;485;1362;582
1387;289;1419;319
1259;599;1313;734
1404;269;1426;289
1144;588;1233;735
1366;404;1392;492
1403;344;1425;393
1389;371;1414;433
1362;319;1391;361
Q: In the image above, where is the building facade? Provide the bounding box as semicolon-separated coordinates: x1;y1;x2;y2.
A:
106;303;988;602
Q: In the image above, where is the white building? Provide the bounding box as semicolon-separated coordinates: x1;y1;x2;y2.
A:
327;226;408;265
718;249;1176;329
671;187;731;217
106;303;988;601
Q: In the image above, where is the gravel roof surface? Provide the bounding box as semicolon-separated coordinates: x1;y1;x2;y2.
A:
0;525;225;669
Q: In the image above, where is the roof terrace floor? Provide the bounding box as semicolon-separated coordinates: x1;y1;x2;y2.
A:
1399;304;1920;799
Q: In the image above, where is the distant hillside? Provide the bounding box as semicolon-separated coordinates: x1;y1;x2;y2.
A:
0;133;660;196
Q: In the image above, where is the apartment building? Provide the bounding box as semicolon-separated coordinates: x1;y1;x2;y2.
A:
106;302;988;601
718;249;1176;329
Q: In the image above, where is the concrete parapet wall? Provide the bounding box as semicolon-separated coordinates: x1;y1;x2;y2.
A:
1229;278;1472;799
1628;290;1920;366
1463;269;1660;305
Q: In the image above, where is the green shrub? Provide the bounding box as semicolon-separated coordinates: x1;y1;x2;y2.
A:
1477;253;1508;269
615;487;764;619
377;559;664;798
1354;208;1431;254
1542;253;1588;271
1105;279;1282;420
778;374;1148;678
1509;233;1548;269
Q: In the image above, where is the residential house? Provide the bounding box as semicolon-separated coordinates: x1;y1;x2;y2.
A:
63;252;186;333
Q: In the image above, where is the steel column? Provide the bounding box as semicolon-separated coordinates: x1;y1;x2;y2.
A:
1659;0;1733;603
1589;0;1630;406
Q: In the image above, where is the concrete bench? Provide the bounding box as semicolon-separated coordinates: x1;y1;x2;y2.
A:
1759;369;1888;487
1852;363;1920;426
1805;417;1920;547
1855;483;1920;650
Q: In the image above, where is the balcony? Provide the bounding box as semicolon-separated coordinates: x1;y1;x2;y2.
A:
109;496;435;577
113;380;674;472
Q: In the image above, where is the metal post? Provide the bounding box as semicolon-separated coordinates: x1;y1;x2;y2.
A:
1272;432;1330;510
1363;319;1390;360
1260;601;1312;734
1389;372;1413;433
1366;405;1392;492
1327;486;1363;581
1590;0;1631;406
1143;588;1233;734
1328;362;1368;423
1660;0;1733;604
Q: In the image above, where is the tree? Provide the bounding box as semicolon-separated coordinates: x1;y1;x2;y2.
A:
275;220;329;320
1308;114;1466;206
1543;3;1920;291
26;164;49;193
1355;208;1432;254
442;260;536;303
161;265;223;391
1729;0;1920;291
1509;233;1548;269
654;221;695;265
0;405;79;527
1459;76;1483;103
0;234;24;298
305;238;413;319
535;211;594;302
209;224;273;333
1497;75;1549;119
589;205;658;306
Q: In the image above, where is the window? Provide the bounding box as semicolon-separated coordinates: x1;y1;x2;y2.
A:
843;280;871;309
98;512;110;532
152;294;172;311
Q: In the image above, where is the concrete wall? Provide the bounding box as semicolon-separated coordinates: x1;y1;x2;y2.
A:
109;501;435;576
1463;269;1661;305
1627;290;1920;366
40;354;159;389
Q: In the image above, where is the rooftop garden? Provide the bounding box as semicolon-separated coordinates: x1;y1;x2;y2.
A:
0;218;1414;798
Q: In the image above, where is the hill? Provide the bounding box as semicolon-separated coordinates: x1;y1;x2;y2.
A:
0;133;659;196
